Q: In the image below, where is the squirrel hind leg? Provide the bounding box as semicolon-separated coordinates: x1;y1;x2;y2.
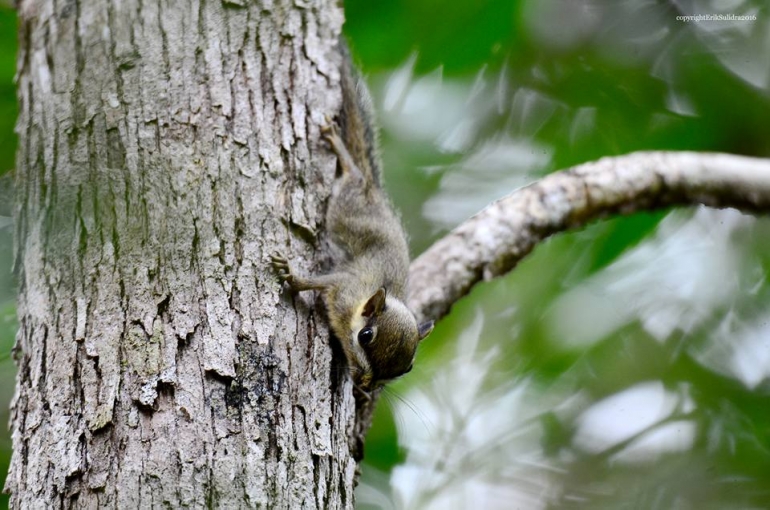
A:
322;123;364;181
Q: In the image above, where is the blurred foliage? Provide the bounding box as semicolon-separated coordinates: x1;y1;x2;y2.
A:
345;0;770;509
0;5;15;509
1;1;770;509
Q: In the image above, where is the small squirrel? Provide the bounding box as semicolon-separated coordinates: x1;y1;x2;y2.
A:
272;41;433;393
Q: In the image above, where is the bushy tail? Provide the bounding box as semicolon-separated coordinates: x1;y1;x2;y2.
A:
337;39;382;188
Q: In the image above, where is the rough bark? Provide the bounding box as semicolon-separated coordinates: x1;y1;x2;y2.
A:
8;0;770;507
408;151;770;323
6;0;364;508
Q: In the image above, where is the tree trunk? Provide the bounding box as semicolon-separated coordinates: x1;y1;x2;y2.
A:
6;0;363;507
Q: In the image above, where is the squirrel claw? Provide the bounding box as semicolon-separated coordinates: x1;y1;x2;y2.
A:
321;120;340;143
270;253;295;285
321;115;335;129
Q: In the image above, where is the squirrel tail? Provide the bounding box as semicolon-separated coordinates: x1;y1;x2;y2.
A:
337;39;383;187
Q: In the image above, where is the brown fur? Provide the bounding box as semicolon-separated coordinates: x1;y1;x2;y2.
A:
271;41;433;392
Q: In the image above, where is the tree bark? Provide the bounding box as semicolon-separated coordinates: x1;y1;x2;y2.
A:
9;0;770;507
6;0;363;507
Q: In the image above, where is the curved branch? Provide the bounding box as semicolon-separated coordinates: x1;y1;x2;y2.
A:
407;151;770;322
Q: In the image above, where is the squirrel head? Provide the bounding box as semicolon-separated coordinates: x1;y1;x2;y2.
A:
347;287;434;392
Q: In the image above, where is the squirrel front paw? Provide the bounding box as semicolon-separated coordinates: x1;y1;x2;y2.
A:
270;253;295;287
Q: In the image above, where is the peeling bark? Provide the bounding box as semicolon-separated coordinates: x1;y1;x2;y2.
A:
6;0;363;507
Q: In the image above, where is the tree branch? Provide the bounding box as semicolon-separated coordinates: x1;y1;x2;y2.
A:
407;151;770;322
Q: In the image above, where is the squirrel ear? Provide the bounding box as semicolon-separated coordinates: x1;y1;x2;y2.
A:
362;287;387;318
417;320;434;341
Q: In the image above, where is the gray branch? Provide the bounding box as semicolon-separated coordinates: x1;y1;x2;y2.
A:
407;151;770;322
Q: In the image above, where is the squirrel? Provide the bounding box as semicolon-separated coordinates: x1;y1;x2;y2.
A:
271;41;433;394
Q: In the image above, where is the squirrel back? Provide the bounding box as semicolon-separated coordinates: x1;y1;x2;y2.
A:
327;40;411;298
272;40;433;393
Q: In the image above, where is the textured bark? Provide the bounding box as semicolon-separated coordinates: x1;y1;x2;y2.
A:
408;151;770;323
6;0;365;508
10;0;770;506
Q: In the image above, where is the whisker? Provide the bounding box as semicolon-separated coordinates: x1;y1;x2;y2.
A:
382;386;434;437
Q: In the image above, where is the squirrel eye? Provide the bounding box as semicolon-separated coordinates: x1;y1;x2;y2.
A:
358;327;374;346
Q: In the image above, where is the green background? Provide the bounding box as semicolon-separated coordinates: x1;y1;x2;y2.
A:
344;1;770;508
1;1;770;508
1;5;17;509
